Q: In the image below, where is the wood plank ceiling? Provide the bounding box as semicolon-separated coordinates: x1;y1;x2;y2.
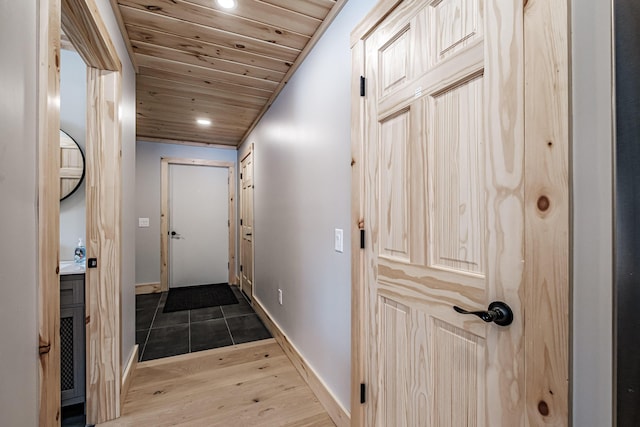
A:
110;0;343;147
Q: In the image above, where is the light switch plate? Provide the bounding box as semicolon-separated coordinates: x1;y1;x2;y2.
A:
138;217;150;228
335;228;344;253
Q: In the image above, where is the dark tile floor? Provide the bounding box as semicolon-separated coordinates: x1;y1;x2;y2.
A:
136;285;271;362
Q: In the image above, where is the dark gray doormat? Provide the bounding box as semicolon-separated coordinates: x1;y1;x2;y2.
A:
163;283;239;313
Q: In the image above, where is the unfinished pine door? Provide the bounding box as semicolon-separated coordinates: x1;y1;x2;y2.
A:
361;0;525;425
240;149;254;298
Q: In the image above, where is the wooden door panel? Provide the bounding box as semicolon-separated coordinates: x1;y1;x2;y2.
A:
431;317;485;427
428;76;485;276
431;0;483;63
377;297;430;427
379;29;410;97
379;110;409;261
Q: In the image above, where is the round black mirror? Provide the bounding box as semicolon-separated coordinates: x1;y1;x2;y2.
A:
59;129;85;201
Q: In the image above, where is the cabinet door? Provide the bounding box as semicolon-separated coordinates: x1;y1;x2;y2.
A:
61;306;85;406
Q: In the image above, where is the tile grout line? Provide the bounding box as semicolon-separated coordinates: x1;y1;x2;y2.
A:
139;294;162;361
222;305;236;346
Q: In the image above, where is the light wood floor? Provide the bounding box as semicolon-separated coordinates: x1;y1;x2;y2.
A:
99;339;335;427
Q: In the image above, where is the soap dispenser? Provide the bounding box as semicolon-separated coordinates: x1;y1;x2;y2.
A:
74;238;86;264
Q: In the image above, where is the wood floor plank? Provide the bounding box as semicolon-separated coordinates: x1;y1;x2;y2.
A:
98;339;335;427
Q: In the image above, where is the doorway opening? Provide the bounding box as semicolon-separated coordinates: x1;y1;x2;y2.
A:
159;157;236;290
39;0;124;425
134;156;270;362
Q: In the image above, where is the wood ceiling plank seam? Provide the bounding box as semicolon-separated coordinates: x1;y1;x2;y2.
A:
137;125;245;138
136;86;267;109
258;0;335;20
118;6;301;62
137;117;257;132
137;127;245;141
138;135;239;146
136;70;273;99
137;74;270;101
137;85;267;108
136;127;242;143
117;0;310;50
134;53;279;90
137;136;238;150
137;101;264;118
137;120;248;135
136;71;273;99
125;25;293;73
138;113;250;130
136;101;262;122
136;129;243;143
138;124;243;138
137;123;249;138
130;39;286;82
136;106;259;124
108;0;139;72
239;0;349;145
136;102;259;121
180;0;322;36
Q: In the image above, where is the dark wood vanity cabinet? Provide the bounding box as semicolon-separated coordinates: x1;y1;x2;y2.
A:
60;273;85;406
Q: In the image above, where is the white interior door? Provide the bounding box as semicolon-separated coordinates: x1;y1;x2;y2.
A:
169;164;229;288
360;0;526;425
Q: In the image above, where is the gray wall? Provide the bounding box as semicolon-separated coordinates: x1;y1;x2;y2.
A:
0;0;38;424
60;49;87;261
239;0;372;410
135;141;237;285
572;0;614;425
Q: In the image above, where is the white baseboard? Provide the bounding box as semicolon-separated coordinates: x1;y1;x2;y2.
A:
121;344;138;408
252;298;350;427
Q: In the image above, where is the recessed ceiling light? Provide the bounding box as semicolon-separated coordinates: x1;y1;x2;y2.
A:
217;0;236;9
196;118;212;126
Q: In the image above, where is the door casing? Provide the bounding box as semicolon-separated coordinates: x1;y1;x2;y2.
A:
350;0;571;425
160;157;237;291
239;143;255;299
38;0;123;425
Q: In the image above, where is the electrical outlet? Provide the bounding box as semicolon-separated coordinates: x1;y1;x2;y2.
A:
278;288;283;305
138;217;150;228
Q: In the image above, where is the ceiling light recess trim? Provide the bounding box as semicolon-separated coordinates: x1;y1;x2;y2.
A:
217;0;236;9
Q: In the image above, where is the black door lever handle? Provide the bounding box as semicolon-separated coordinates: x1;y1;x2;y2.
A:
453;301;514;326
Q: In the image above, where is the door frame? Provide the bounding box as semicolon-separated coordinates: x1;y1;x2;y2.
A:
350;0;570;425
238;143;255;298
39;0;123;424
160;157;237;291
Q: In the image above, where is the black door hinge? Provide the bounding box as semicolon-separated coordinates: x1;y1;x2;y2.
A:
240;218;243;226
240;173;243;179
360;383;366;404
240;265;243;272
360;229;365;249
360;76;366;97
